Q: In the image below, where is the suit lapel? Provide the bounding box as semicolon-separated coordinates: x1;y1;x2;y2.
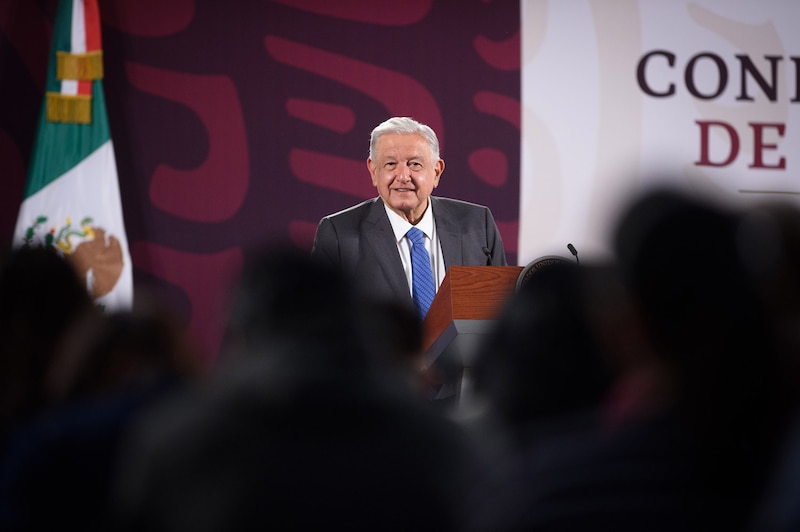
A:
432;197;462;270
363;200;411;300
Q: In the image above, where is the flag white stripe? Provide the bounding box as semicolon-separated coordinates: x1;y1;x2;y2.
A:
71;0;86;53
61;80;78;95
15;140;133;310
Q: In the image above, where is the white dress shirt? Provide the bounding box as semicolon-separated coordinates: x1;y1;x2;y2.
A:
383;199;446;297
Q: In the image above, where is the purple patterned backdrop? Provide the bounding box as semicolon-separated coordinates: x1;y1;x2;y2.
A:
0;0;520;362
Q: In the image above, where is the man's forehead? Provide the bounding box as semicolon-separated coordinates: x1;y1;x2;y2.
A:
377;134;431;157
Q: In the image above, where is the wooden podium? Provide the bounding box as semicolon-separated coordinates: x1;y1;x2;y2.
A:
422;266;523;404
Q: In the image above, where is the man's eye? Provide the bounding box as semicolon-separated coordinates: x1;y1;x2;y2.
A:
410;162;422;168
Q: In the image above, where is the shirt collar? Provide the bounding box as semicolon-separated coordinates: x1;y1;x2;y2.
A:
383;198;434;242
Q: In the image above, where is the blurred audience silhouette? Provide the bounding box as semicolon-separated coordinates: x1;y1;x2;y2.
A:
470;261;616;436
5;187;800;531
0;247;94;435
0;247;201;532
735;200;800;532
612;187;794;520
462;260;624;531
111;245;478;531
462;186;800;532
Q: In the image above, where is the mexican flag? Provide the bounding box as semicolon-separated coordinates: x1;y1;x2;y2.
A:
13;0;132;310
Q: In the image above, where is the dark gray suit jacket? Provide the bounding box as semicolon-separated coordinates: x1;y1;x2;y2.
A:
311;196;507;307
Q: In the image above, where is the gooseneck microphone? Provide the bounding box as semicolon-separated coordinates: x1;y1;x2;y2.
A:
482;246;492;266
567;243;579;265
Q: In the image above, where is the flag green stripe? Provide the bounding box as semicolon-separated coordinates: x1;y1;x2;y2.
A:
25;82;111;198
46;0;74;94
25;0;111;199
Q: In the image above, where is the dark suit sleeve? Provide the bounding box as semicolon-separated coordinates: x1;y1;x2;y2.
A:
310;217;339;267
485;208;508;266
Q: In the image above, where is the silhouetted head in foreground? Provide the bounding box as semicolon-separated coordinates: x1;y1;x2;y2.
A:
0;247;93;427
613;186;791;503
473;260;615;434
223;244;368;372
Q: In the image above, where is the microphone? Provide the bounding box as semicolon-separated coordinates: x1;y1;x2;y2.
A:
567;243;579;265
482;246;492;266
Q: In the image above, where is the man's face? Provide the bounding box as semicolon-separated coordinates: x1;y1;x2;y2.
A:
367;133;444;224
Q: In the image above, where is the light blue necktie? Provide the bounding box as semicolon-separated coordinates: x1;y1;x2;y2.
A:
406;227;436;319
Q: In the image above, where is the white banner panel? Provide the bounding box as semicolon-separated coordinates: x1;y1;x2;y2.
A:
520;0;800;264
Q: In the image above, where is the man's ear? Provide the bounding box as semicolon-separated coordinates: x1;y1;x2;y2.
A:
433;159;445;188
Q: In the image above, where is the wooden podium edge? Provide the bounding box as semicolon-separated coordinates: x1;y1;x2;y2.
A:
422;266;523;354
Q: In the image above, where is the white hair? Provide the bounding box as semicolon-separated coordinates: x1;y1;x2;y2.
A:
368;117;441;161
